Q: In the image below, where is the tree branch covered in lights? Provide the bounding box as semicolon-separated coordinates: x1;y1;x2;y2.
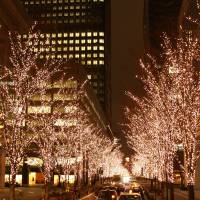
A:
125;32;200;188
0;26;63;192
102;147;128;178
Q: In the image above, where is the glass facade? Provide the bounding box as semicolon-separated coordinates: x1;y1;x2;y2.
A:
20;0;108;109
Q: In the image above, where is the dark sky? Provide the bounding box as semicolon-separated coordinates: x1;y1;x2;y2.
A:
110;0;145;154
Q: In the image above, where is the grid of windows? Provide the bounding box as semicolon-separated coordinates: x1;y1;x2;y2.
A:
20;0;107;107
27;32;104;65
22;0;105;25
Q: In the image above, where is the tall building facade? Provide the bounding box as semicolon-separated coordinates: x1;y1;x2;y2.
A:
19;0;111;117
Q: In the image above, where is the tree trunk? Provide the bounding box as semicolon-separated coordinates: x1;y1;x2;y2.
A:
44;182;49;200
188;184;195;200
169;182;174;200
150;179;153;191
10;174;16;200
10;184;15;200
166;182;169;200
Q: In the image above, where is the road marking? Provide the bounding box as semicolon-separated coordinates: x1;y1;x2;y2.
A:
79;192;95;200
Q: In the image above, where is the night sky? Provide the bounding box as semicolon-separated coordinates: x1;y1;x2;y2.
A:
111;0;145;154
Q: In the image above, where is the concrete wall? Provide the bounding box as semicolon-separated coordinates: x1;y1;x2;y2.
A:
111;0;145;148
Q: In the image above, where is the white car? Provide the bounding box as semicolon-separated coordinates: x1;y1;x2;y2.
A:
118;192;142;200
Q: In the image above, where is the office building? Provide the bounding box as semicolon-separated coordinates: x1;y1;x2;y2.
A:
19;0;111;118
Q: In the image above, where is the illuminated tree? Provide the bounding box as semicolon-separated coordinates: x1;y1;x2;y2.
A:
125;32;200;200
0;26;62;200
102;147;128;178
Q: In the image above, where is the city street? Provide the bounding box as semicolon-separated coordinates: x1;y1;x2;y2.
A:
0;187;43;200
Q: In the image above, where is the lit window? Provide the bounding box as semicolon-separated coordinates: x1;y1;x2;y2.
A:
87;39;92;43
53;94;76;101
64;47;68;51
93;32;98;36
87;32;92;37
69;40;74;44
81;39;85;44
70;33;74;37
99;39;104;43
28;106;51;114
87;54;91;58
81;47;85;51
75;47;79;51
87;75;91;79
93;46;98;50
81;32;86;37
75;33;80;37
75;54;79;58
81;54;85;58
64;33;68;37
55;119;77;127
64;105;77;113
100;53;104;57
63;40;68;44
93;53;98;58
99;46;104;50
87;46;92;50
75;40;79;44
93;60;98;65
99;60;104;65
99;32;104;36
58;33;62;37
87;60;91;65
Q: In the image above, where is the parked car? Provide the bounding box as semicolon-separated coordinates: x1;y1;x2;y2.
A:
119;192;142;200
98;189;118;200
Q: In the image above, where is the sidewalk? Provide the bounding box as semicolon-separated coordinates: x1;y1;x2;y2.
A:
138;179;188;200
0;184;95;200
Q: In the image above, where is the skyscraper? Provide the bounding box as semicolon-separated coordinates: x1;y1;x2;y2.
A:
19;0;111;116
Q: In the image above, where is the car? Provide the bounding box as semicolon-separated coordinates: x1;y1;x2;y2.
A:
124;186;145;200
97;189;118;200
119;192;142;200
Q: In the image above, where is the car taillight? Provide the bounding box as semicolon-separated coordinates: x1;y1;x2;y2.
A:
111;195;116;199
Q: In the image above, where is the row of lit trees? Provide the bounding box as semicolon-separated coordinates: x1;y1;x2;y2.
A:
125;19;200;200
0;27;121;200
